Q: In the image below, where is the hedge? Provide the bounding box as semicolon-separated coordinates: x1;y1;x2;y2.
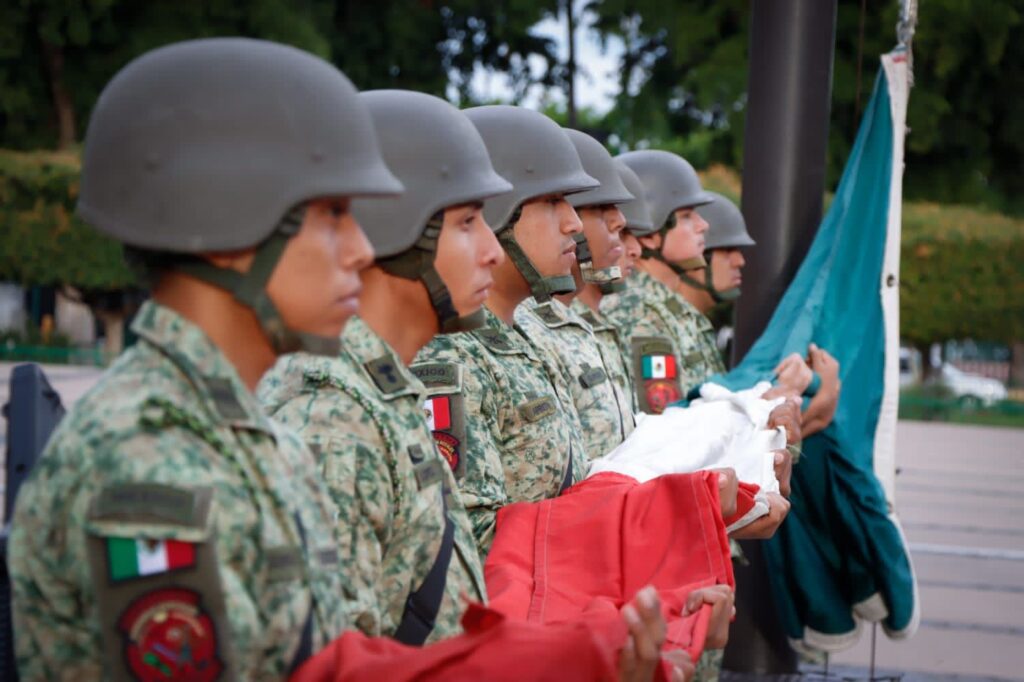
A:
0;149;135;289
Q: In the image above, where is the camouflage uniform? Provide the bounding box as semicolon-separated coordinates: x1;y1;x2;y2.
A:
413;306;587;556
516;298;634;459
601;269;712;412
8;301;353;681
571;298;638;414
258;316;486;643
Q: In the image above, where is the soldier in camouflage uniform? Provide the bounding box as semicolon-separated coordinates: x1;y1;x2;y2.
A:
414;106;597;556
6;38;403;680
598;151;717;412
257;91;510;644
569;160;658;414
515;128;637;459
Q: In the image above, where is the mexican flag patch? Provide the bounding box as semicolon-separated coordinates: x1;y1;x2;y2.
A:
107;537;196;582
422;396;452;431
641;354;677;379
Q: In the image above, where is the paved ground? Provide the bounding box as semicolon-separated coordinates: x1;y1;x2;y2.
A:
829;420;1024;680
3;363;1024;678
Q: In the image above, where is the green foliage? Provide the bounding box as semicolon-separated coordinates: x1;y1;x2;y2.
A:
588;0;1024;216
899;202;1024;347
0;149;134;289
0;0;565;150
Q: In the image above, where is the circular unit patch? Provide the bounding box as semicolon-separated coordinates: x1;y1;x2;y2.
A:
118;587;223;681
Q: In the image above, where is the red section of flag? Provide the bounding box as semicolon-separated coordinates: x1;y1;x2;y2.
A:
663;354;677;378
427;397;451;430
165;539;195;570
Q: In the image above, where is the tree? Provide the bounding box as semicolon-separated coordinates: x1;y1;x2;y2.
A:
587;0;1024;216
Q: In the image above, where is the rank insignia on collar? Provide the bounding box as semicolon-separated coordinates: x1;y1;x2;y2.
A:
365;355;407;394
119;587;223;682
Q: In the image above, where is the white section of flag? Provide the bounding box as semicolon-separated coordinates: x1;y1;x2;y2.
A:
136;539;170;576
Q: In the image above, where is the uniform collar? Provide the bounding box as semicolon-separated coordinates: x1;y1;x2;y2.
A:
131;300;274;434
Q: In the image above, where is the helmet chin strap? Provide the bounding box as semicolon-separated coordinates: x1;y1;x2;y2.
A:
640;212;710;279
377;212;487;334
574;232;624;293
676;253;742;303
174;204;343;356
498;206;576;303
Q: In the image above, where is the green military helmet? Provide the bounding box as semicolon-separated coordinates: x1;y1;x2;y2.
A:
614;160;657;236
700;191;756;250
352;90;513;333
616;150;713;276
79;38;401;252
76;38;403;356
464;105;599;302
615;150;714;229
563;129;634;294
684;191;755;302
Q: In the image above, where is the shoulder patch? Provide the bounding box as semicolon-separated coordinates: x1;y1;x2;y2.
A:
92;484;212;529
119;587;224;682
411;362;461;391
533;302;564;326
420;395;467;480
517;395;558;423
203;376;248;421
86;495;233;679
364;355;408;394
631;337;682;415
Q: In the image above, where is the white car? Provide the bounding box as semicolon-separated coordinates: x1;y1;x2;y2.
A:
939;363;1008;407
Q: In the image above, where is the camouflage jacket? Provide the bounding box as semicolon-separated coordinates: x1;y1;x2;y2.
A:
600;269;714;413
413;306;587;556
570;298;638;416
257;316;486;643
8;301;352;681
515;298;634;459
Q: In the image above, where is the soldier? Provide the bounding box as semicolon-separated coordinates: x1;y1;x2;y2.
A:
6;38;403;680
684;192;841;436
515;128;637;459
258;91;692;681
413;105;597;556
258;90;510;644
601;151;719;413
7;42;679;682
571;158;658;415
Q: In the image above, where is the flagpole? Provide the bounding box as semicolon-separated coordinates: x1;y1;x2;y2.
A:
724;0;838;675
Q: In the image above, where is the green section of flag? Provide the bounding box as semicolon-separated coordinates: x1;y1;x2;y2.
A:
107;537;139;581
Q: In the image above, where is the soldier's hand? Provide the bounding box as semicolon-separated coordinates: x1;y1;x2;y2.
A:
712;468;739;520
767;398;802;446
801;344;841;436
729;493;790;540
619;586;667;682
773;448;793;498
684;584;735;650
661;649;696;682
773;353;814;395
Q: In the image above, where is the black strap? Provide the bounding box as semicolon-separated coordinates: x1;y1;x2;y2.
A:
288;512;315;674
393;495;455;645
559;447;574;494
